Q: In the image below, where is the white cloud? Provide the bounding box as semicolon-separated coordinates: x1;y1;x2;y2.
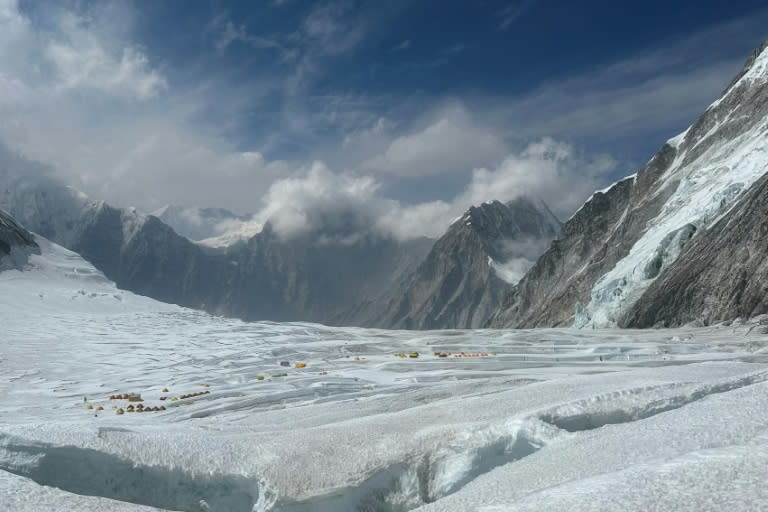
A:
490;257;535;285
497;60;741;142
460;137;616;213
376;200;453;239
0;0;292;214
2;0;753;247
4;3;168;100
360;109;507;177
46;43;166;99
258;138;615;241
379;137;615;239
81;129;292;212
256;162;392;242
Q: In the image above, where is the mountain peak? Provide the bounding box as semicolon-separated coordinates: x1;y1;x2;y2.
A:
365;195;561;329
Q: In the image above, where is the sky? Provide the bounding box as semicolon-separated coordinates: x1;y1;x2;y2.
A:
0;0;767;240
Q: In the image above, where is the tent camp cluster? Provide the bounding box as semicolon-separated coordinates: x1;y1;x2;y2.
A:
89;385;216;416
437;351;495;358
178;391;210;400
116;404;166;415
88;362;333;417
394;350;496;359
279;361;308;368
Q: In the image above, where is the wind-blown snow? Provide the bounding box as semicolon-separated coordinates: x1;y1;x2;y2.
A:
2;237;768;511
489;256;534;285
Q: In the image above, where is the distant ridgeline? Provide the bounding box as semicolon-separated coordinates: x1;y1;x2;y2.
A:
1;38;767;329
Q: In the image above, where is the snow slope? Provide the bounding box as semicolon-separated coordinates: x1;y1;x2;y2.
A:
2;237;768;511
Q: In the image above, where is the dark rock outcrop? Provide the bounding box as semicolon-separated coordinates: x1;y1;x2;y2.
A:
0;209;39;270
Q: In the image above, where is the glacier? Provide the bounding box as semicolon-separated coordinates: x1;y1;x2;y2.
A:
2;235;768;511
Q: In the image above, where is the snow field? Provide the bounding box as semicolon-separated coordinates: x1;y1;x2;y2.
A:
3;238;768;511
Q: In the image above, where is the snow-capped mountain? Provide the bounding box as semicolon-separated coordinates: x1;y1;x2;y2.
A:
351;197;560;329
0;163;230;310
490;38;768;328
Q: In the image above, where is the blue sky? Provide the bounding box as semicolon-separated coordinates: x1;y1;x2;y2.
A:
2;0;767;238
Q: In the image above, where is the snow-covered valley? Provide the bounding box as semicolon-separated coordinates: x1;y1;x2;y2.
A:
3;239;768;511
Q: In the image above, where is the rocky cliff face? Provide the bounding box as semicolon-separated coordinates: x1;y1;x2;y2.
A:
357;197;560;329
624;170;768;327
490;38;768;329
0;209;39;271
73;204;231;310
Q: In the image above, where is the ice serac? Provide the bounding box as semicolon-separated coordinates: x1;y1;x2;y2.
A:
624;170;768;327
490;37;768;328
0;209;39;271
358;197;561;329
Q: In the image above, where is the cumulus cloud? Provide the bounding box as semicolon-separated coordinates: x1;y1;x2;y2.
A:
460;137;616;214
255;162;393;243
257;138;615;241
378;137;615;239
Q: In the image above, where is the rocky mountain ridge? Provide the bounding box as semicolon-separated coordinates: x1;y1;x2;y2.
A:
489;37;768;328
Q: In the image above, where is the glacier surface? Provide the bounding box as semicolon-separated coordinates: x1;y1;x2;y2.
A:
2;238;768;511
